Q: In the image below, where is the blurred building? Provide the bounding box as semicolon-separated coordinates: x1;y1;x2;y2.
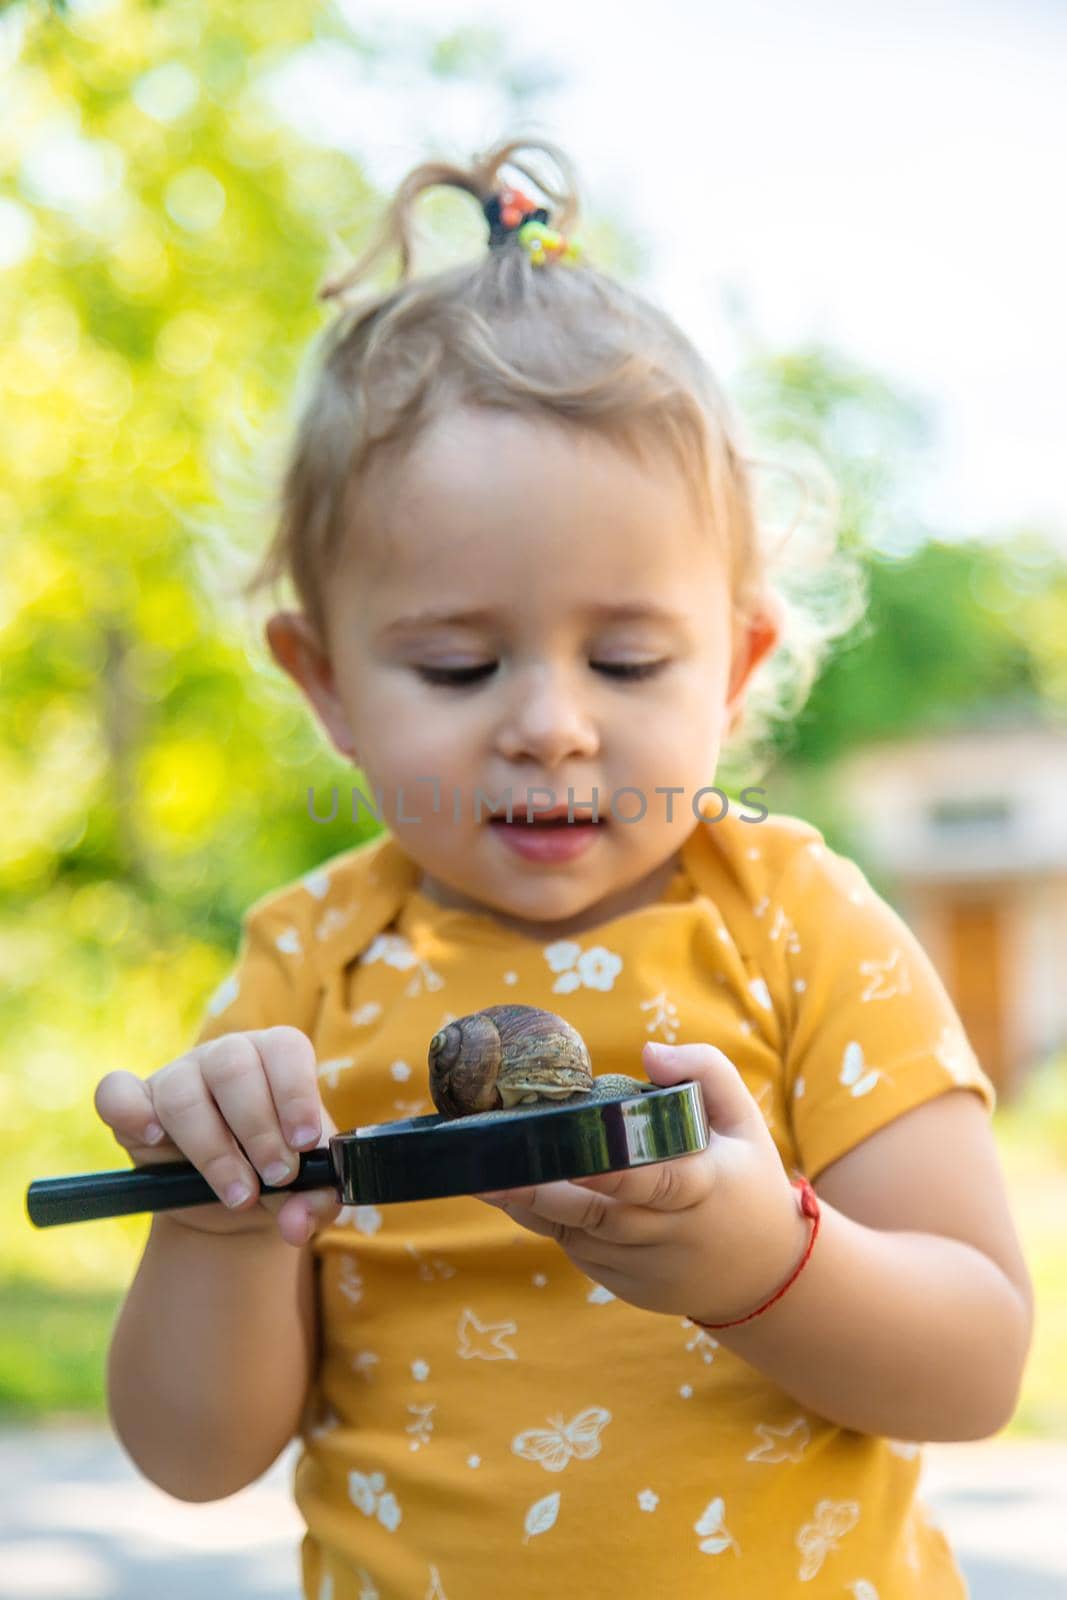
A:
828;702;1067;1101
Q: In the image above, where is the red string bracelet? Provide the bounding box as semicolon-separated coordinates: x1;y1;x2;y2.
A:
687;1176;821;1331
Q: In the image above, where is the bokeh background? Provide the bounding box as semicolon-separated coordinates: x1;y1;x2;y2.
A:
2;0;1066;1593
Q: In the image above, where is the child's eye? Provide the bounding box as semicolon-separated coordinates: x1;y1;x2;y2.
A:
415;659;668;691
592;660;667;681
416;664;496;687
415;660;667;688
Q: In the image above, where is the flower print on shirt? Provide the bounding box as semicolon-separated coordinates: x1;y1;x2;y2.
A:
639;990;680;1041
360;931;444;996
199;810;996;1598
543;940;623;993
693;1497;741;1558
407;1402;435;1451
348;1469;402;1531
766;903;801;954
404;1241;456;1282
361;933;418;970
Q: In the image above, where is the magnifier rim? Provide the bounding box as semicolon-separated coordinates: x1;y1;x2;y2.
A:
334;1079;708;1204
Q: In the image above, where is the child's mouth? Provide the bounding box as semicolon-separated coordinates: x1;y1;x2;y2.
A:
487;805;602;826
487;814;604;861
491;817;600;826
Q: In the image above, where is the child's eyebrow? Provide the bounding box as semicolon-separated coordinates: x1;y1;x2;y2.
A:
380;602;687;637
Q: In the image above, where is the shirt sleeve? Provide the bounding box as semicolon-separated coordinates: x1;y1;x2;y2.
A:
191;888;324;1049
766;835;997;1183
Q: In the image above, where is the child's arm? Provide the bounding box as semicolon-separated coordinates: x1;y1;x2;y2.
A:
107;1214;317;1501
95;1025;341;1501
482;1047;1033;1445
707;1086;1034;1442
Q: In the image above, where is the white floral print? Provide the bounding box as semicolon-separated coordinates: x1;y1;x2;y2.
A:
543;940;623;993
639;989;680;1041
694;1496;741;1557
348;1469;401;1531
361;932;418;970
219;813;997;1598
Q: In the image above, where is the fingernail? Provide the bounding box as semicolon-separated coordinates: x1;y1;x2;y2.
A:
225;1182;252;1208
144;1122;165;1144
290;1125;320;1148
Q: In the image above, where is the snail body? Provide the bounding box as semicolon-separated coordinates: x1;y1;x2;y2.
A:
428;1004;595;1118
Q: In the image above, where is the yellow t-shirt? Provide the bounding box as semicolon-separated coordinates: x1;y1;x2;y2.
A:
193;808;996;1599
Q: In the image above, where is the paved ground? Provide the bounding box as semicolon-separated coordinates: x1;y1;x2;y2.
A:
1;1424;1065;1598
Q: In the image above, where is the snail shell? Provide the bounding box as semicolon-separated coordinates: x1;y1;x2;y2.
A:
428;1004;594;1118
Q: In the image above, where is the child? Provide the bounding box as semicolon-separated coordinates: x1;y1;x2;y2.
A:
96;137;1034;1598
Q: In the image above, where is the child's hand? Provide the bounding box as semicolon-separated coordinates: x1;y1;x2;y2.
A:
475;1041;810;1325
93;1026;343;1249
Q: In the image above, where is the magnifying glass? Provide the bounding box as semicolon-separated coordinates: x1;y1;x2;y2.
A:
25;1078;709;1228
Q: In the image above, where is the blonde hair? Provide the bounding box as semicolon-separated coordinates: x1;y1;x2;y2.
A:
238;136;867;784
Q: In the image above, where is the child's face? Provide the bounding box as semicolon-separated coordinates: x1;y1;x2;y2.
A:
267;406;780;937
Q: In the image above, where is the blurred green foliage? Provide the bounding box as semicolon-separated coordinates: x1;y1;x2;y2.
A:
0;0;651;1297
2;0;1065;1441
738;345;1057;769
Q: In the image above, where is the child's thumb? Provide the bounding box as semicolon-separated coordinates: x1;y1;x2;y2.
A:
642;1040;764;1141
275;1189;341;1247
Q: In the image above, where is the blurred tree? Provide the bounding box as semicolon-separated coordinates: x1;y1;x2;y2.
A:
0;0;644;1292
736;345;1056;770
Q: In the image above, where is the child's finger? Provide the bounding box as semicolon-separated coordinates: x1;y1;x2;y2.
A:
93;1069;172;1154
274;1189;343;1248
642;1040;766;1141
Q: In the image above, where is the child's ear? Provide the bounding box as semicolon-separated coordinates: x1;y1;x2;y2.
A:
264;611;359;761
725;590;784;727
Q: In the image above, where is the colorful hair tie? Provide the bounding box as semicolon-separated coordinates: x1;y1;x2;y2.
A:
482;185;581;268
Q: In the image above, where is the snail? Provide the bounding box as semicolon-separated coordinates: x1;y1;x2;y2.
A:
427;1004;647;1120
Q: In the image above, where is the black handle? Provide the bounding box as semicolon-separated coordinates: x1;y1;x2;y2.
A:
25;1147;338;1228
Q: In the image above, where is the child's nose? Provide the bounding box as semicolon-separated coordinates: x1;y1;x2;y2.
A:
495;670;600;766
